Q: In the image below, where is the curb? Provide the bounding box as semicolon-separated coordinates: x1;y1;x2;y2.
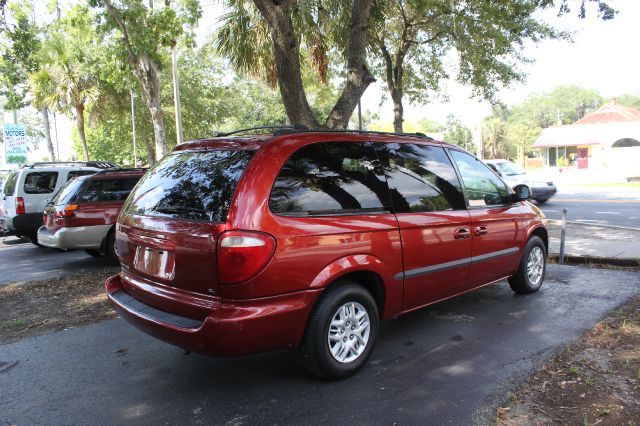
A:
549;253;640;268
547;219;640;232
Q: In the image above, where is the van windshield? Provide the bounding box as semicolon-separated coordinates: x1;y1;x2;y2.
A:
122;150;254;223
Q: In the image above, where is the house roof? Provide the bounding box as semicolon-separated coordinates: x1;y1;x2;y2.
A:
575;102;640;125
532;121;640;148
532;102;640;148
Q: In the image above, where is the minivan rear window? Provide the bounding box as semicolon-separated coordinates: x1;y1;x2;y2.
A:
51;178;87;205
3;172;18;196
123;150;254;223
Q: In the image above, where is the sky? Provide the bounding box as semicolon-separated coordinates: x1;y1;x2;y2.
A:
5;0;640;162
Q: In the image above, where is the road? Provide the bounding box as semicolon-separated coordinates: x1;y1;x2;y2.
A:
0;237;117;284
1;264;638;425
539;187;640;228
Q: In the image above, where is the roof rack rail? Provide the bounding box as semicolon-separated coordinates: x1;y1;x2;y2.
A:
92;167;148;175
271;127;435;140
26;161;119;169
214;125;309;138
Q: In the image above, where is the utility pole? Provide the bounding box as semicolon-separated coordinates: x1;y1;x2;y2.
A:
130;89;138;167
357;99;362;131
171;44;183;145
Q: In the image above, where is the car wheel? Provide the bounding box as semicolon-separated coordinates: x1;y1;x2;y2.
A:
85;249;105;257
26;233;42;247
106;230;117;260
534;198;549;204
300;281;379;380
508;236;546;294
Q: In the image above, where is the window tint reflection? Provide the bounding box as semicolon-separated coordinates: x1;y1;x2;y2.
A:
270;142;390;215
450;150;511;206
123;150;254;223
375;143;465;212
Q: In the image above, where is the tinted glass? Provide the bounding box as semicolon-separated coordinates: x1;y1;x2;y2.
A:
79;178;140;203
67;170;96;180
3;172;17;196
270;142;390;215
450;150;511;206
24;172;58;194
123;150;254;223
51;178;87;205
375;143;465;212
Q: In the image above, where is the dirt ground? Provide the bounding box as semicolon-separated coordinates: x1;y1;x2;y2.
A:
496;295;640;425
0;268;118;345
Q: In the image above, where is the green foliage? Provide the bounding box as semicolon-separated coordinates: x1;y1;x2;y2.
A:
0;0;41;110
443;114;474;152
614;95;640;111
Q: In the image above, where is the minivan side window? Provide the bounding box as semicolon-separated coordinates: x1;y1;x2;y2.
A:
23;172;58;194
79;178;140;203
270;142;391;216
449;150;511;206
375;143;465;212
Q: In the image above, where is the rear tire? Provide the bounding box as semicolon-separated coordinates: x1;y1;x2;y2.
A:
106;230;117;260
26;233;42;247
300;281;379;380
534;198;549;204
85;249;105;257
509;236;546;294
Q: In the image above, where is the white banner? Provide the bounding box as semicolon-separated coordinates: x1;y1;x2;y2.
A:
3;124;28;164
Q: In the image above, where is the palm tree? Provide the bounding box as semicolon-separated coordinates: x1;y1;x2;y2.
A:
30;10;99;161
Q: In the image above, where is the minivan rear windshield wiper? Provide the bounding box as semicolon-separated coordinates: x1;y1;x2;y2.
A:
154;205;208;215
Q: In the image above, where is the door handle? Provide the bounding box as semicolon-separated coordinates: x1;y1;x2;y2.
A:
474;225;489;236
453;227;471;239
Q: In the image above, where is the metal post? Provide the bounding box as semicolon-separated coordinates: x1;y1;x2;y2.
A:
171;45;183;145
130;89;138;167
357;99;362;131
559;208;567;264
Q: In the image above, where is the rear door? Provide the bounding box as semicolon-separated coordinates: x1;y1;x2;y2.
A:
448;149;523;288
117;149;255;297
1;171;19;218
375;143;472;309
22;171;59;213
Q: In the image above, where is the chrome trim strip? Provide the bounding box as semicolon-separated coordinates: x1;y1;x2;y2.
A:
394;246;520;280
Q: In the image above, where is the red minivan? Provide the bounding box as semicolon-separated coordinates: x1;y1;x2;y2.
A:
106;129;548;379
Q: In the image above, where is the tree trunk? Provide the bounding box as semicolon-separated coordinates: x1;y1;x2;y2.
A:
75;103;90;161
253;0;319;129
325;0;375;129
131;54;166;161
253;0;374;129
392;90;404;133
41;107;56;161
145;139;156;167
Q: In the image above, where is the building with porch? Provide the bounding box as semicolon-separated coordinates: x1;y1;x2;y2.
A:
532;102;640;179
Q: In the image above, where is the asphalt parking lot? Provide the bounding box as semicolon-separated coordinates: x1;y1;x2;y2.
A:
1;264;638;425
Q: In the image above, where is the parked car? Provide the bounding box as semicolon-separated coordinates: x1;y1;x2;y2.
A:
484;159;557;203
0;162;117;243
38;168;146;258
105;128;548;379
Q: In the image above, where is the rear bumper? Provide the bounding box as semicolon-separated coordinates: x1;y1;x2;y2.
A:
531;186;557;200
105;274;321;357
37;224;111;250
0;213;43;236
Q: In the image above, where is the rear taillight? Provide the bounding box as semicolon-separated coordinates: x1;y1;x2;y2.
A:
217;231;276;285
16;197;25;215
55;204;79;218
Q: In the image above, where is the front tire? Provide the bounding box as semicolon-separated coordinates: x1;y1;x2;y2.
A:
300;281;379;380
509;236;546;294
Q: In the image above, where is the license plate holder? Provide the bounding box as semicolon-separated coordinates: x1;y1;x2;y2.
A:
133;245;176;280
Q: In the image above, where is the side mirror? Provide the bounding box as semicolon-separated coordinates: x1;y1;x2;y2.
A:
512;184;530;202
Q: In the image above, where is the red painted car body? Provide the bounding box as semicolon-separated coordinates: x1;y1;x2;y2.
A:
38;169;146;254
105;131;547;357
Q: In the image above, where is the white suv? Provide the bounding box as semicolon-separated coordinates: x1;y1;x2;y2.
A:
0;162;117;244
